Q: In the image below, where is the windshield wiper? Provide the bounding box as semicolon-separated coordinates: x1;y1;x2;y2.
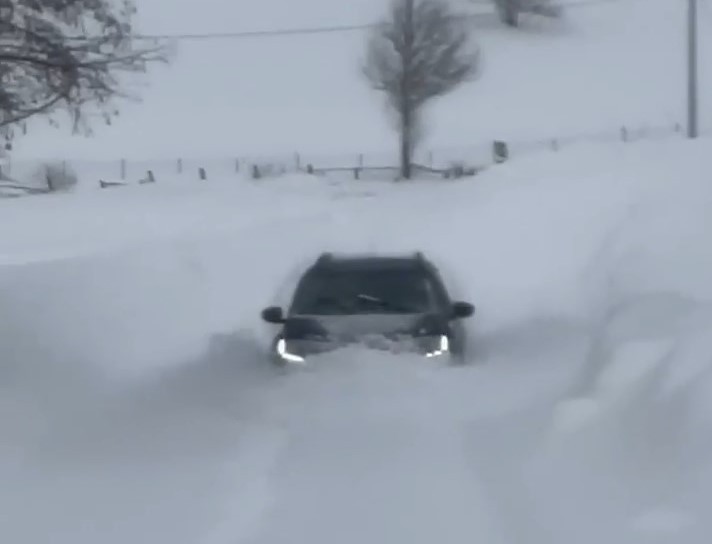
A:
356;293;418;313
311;295;352;313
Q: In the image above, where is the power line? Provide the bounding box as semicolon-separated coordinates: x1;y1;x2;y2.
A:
124;0;631;42
129;22;377;42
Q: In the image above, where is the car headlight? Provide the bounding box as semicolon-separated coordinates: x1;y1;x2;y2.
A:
276;338;306;364
425;335;450;358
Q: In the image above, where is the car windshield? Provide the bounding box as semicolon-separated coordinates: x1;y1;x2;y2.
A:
290;267;437;315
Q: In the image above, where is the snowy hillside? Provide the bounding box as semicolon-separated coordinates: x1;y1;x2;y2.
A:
2;136;712;543
10;0;706;163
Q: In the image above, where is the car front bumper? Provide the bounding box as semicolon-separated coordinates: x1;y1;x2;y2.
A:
273;334;450;364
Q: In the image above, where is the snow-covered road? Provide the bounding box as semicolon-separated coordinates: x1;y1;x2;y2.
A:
0;325;588;544
0;317;585;544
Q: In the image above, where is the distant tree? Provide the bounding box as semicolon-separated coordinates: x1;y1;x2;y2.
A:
489;0;562;28
0;0;167;135
363;0;479;179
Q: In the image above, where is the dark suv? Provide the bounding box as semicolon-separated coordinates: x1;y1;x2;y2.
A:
260;252;475;364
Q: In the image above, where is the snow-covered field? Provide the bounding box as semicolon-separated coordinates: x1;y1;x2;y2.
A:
10;0;706;163
2;137;712;544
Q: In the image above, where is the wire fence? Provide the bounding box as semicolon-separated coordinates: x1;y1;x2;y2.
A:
0;121;685;194
304;122;683;181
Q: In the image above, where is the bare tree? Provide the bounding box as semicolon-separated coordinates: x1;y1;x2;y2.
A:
0;0;168;137
364;0;479;179
489;0;561;28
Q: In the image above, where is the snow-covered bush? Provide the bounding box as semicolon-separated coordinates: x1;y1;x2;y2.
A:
32;162;79;192
489;0;562;27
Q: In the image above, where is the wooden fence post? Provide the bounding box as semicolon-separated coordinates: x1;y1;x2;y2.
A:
493;140;509;164
199;167;207;180
120;159;127;180
235;159;240;174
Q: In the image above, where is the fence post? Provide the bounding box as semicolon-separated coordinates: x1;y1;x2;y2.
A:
354;168;360;180
493;140;509;164
199;167;207;180
621;126;629;142
235;158;240;174
177;158;183;174
295;153;301;171
120;158;126;180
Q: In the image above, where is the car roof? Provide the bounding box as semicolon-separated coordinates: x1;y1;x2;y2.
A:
310;252;433;273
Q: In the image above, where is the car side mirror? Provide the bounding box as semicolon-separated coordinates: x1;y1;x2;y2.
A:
451;301;475;319
261;306;285;324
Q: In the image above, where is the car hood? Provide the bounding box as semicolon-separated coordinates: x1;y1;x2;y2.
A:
284;313;446;343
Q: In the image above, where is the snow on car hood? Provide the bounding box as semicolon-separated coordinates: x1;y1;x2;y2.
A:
293;313;442;341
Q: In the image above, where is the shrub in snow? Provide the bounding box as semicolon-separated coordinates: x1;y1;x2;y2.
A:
250;163;290;180
32;162;79;192
489;0;562;27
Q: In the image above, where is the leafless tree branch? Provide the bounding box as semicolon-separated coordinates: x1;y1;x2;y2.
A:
0;0;168;136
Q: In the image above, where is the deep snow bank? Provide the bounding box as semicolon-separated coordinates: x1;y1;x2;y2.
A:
470;140;712;544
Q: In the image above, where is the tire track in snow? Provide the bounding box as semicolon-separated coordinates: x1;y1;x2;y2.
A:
241;418;505;544
226;345;589;544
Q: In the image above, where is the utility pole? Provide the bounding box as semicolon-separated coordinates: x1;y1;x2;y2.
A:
688;0;699;139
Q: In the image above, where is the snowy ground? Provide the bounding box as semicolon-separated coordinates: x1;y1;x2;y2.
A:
2;138;712;543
